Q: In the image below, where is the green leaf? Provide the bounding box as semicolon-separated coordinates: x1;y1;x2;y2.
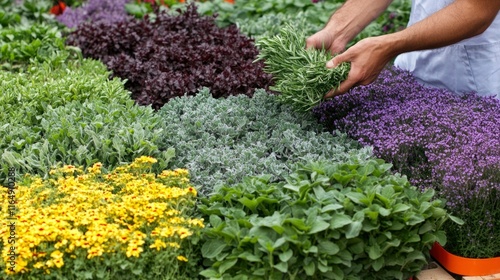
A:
345;192;366;204
199;269;219;278
345;221;362;239
318;241;340;255
330;213;352;229
321;203;343;212
218;258;238;274
279;249;293;262
253;268;266;276
309;219;330;234
404;251;426;263
435;230;447;245
285;218;309;231
202;239;227;259
238;197;259;212
372;257;384;271
238;252;262;262
274;261;288;273
392;203;410;213
368;244;383;259
449;215;464;225
210;215;223;228
418;221;433;234
304;260;315;276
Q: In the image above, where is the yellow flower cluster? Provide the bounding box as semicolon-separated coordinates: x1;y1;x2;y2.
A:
0;158;204;275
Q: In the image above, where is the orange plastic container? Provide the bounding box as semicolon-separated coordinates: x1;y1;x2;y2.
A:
430;242;500;276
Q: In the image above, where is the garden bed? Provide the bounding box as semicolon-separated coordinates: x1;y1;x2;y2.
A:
1;0;498;279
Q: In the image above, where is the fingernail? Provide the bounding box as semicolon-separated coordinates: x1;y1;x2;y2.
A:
326;60;335;68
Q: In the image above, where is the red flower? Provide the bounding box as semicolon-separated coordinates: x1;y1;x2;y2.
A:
50;1;67;16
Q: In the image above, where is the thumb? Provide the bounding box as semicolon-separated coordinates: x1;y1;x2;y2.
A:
326;53;346;69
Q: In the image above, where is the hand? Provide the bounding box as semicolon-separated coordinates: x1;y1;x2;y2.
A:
324;36;394;98
305;29;348;55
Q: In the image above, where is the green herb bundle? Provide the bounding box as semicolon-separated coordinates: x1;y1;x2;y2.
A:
256;25;350;112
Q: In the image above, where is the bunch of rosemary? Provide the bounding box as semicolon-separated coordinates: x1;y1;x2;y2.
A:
255;25;350;112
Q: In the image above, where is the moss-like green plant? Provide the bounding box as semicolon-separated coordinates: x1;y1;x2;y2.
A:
256;25;350;112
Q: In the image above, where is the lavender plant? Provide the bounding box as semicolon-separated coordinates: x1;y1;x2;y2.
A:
56;0;133;29
313;66;500;258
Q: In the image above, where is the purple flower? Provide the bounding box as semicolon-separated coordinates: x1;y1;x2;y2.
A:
313;66;500;258
56;0;133;29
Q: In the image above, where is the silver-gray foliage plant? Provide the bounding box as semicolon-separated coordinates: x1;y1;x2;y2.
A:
158;88;373;196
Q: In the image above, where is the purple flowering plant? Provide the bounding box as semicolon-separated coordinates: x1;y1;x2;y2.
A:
56;0;134;29
313;66;500;258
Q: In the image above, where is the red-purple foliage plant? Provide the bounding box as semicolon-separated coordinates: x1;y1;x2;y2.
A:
67;4;273;109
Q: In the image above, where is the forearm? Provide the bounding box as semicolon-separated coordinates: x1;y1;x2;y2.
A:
384;0;500;57
324;0;394;46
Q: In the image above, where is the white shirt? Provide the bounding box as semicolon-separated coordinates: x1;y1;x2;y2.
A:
394;0;500;98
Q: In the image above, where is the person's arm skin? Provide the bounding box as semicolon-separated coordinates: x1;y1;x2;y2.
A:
325;0;500;98
306;0;394;54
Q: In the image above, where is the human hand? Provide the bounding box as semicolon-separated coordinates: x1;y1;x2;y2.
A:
305;29;347;55
324;36;394;98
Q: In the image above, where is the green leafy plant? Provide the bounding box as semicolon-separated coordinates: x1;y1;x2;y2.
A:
256;25;350;112
0;0;58;27
236;12;323;41
199;159;463;280
0;59;171;183
158;88;366;196
0;23;79;71
193;0;339;29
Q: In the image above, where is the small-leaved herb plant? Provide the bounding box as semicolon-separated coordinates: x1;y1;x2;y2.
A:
199;159;463;280
158;88;366;196
256;25;350;112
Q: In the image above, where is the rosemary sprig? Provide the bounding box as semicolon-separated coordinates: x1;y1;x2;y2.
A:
255;24;350;112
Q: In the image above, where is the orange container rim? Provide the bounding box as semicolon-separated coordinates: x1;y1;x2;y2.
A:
430;242;500;276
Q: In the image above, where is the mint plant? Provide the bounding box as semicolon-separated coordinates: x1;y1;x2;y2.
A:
199;159;462;280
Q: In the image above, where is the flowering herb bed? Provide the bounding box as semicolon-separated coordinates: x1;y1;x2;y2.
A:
56;0;133;28
3;0;496;279
313;67;500;258
0;157;203;279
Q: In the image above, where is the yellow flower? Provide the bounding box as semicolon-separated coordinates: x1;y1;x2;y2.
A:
177;255;188;262
0;158;203;275
50;250;64;259
53;258;64;268
134;156;157;164
87;162;102;174
125;245;143;258
33;262;44;269
87;246;104;259
149;239;167;251
45;260;54;268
